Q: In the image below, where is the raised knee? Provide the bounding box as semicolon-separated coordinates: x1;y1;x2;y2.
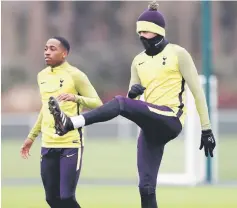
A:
114;95;126;111
139;185;156;195
115;95;124;100
114;95;125;103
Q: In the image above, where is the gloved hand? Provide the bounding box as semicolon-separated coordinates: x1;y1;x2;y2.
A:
128;84;146;99
199;129;216;157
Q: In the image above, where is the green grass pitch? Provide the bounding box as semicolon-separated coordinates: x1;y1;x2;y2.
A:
2;137;237;207
2;136;237;180
2;185;237;208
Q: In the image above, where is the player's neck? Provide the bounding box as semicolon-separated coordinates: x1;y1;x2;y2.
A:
145;39;168;57
50;60;67;70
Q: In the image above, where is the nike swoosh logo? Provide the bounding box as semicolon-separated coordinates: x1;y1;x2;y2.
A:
66;153;76;158
41;82;46;84
138;62;145;65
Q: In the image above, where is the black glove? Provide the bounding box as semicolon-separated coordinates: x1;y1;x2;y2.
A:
128;84;146;99
199;129;216;157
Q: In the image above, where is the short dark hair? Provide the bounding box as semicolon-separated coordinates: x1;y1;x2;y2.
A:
52;36;70;53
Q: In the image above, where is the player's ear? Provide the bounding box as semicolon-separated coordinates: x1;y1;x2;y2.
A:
62;52;67;59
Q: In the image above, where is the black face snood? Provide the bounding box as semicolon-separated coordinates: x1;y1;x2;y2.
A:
140;34;168;56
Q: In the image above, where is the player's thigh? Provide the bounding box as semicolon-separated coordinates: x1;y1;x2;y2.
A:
149;114;182;144
60;147;84;199
40;148;60;198
116;96;177;129
116;96;159;127
137;130;164;188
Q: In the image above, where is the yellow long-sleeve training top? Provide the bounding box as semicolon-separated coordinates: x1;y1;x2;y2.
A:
129;44;211;130
27;61;103;148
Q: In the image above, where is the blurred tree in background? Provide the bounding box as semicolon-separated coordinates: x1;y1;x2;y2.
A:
2;1;237;112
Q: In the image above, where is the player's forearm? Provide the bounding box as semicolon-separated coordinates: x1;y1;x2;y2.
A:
27;109;43;140
72;70;103;109
192;88;211;130
177;47;211;130
74;95;103;109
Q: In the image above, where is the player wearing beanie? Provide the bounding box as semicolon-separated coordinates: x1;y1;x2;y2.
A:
48;1;216;208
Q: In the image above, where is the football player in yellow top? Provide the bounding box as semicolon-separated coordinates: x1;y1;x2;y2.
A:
20;36;102;208
48;2;216;208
